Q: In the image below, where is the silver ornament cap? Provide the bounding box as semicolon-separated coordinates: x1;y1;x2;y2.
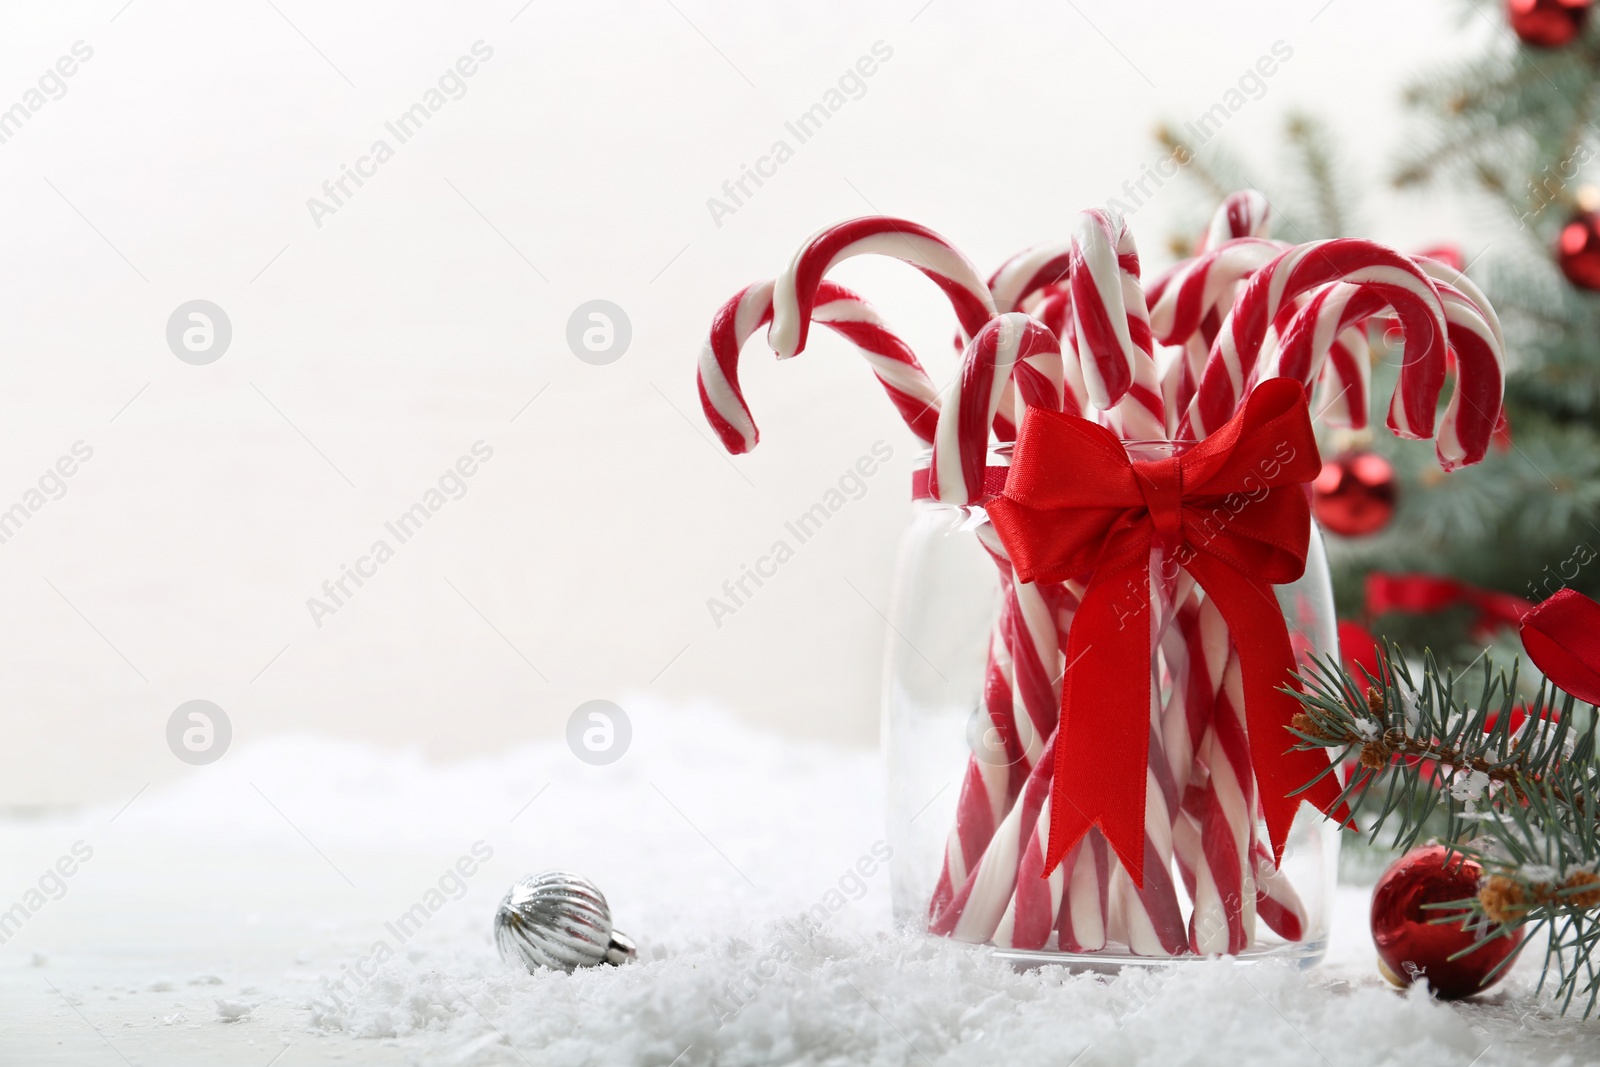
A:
494;871;637;973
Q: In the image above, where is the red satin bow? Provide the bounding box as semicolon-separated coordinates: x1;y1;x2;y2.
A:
1521;588;1600;707
987;378;1352;885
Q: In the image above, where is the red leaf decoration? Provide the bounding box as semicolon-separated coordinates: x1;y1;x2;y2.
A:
1520;588;1600;706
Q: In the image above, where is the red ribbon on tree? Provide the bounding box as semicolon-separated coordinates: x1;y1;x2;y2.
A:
1365;572;1532;640
1521;588;1600;706
987;379;1352;886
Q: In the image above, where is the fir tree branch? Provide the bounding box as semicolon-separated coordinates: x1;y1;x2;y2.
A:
1155;125;1235;202
1289;644;1600;1013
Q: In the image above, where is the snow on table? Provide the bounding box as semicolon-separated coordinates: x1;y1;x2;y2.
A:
1;702;1593;1066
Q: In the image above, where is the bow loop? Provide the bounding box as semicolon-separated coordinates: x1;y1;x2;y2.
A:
1179;484;1314;586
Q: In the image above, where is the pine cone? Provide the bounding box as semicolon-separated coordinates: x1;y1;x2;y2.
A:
1479;876;1525;924
1565;871;1600;910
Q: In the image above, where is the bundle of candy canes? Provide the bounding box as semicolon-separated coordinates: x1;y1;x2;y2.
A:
696;192;1506;956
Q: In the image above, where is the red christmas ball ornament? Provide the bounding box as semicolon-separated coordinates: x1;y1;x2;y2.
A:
1557;213;1600;290
1372;845;1523;999
1508;0;1590;48
1312;451;1397;538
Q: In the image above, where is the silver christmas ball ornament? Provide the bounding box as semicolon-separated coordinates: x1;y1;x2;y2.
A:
494;871;637;973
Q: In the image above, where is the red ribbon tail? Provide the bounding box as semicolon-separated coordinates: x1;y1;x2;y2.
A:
1257;733;1355;869
1042;548;1156;886
1041;763;1095;879
1193;557;1357;869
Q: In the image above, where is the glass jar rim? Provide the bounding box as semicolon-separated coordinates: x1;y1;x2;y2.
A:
910;437;1201;469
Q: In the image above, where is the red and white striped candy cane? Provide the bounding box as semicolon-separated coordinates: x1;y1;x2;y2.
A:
1417;261;1506;471
1178;240;1449;441
990;586;1188;956
1158;593;1260;953
1252;837;1308;941
996;796;1113;952
929;526;1080;930
934;728;1058;943
929;313;1064;505
1266;282;1376;384
1148;238;1286;426
768;217;996;360
1195;189;1273;253
1101;568;1196;957
1262;262;1504;468
1057;833;1112;951
989;244;1074;316
1025;288;1094;420
927;314;1105;932
1173;594;1308;948
1253;285;1378;438
1145;186;1276;336
1110;713;1190;955
1068;211;1166;440
1148;239;1286;351
1188;651;1257;954
961;243;1068;439
697;279;942;454
1310;326;1372;430
993;780;1065;950
928;581;1020;926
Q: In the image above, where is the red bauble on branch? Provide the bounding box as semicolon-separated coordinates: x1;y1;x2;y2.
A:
1312;450;1397;538
1372;845;1523;999
1508;0;1591;48
1557;212;1600;290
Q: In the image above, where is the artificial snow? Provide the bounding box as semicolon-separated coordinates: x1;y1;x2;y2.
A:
2;699;1595;1065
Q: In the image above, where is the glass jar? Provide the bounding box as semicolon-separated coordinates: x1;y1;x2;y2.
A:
883;443;1341;968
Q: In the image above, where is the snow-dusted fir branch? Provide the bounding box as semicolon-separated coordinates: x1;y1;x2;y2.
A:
1287;645;1600;1014
1470;785;1600;1015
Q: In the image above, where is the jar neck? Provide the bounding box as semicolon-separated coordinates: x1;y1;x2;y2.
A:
909;438;1199;474
909;443;1012;472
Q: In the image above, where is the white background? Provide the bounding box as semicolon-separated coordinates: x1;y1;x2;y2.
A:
0;0;1501;806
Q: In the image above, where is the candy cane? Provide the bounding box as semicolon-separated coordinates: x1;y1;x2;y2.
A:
1179;240;1450;441
1252;837;1308;941
994;786;1065;950
929;527;1081;928
769;217;996;360
1057;833;1111;951
1026;288;1094;420
929;313;1064;505
1262;283;1383;397
1253;286;1378;438
934;729;1058;942
1196;189;1273;253
1069;211;1166;440
1189;652;1257;954
1157;591;1256;953
989;244;1074;316
1148;239;1286;352
928;584;1020;927
1003;583;1187;956
1117;716;1191;955
1263;263;1504;468
697;280;942;454
1417;261;1506;471
1310;327;1372;430
1148;238;1286;427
